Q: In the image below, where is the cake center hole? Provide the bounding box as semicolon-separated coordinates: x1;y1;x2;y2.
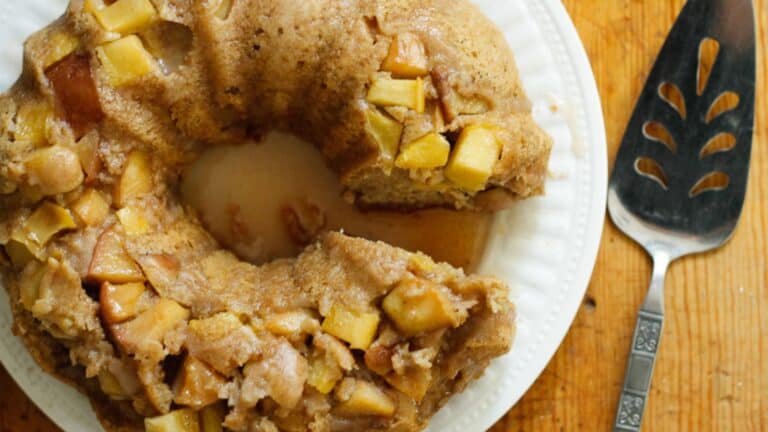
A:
181;132;491;271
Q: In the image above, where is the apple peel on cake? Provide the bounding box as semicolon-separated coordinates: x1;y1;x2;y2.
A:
0;0;551;431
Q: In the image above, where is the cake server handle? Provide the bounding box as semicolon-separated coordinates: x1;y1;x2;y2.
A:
613;251;669;432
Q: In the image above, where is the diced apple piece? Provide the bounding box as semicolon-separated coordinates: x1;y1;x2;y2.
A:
137;254;180;297
112;298;189;354
382;33;429;78
44;31;80;69
213;0;233;19
174;357;227;409
74;131;103;185
45;53;105;138
98;370;129;400
385;368;432;401
92;0;158;34
88;227;145;283
200;403;225;432
6;224;43;263
365;109;403;161
188;312;242;340
367;78;425;113
71;188;110;226
100;281;146;324
382;280;459;336
394;133;450;170
98;364;147;404
408;253;436;274
264;310;320;338
23;202;77;247
307;352;343;394
4;239;35;268
335;379;396;417
455;95;490;115
321;304;380;350
145;408;200;432
113;150;153;207
25;146;84;196
444;125;501;191
18;260;47;311
14;101;52;146
140;20;194;75
96;35;157;87
83;0;104;14
116;207;150;236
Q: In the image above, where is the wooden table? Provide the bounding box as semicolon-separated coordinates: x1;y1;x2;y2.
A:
1;1;766;431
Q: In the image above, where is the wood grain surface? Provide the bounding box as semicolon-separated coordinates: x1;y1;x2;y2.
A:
1;1;766;431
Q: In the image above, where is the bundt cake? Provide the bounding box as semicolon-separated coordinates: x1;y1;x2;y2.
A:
0;0;551;431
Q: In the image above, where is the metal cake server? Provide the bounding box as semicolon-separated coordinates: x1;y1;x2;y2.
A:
608;0;756;430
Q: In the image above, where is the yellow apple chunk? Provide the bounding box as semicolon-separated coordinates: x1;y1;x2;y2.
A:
264;310;319;337
88;227;145;283
382;280;459;336
112;298;189;354
307;353;343;394
444;125;501;191
321;304;380;350
100;281;146;324
98;370;129;400
113;150;153;207
367;78;425;113
145;408;200;432
382;33;429;78
385;368;432;401
4;239;36;268
23;202;77;247
96;36;157;87
188;312;242;340
44;32;80;69
83;0;104;14
74;132;102;185
92;0;158;34
14;102;52;146
116;207;150;236
25;146;85;195
200;403;225;432
365;109;403;160
455;95;490;115
335;380;396;417
18;260;47;311
214;0;233;19
71;188;110;226
174;357;227;409
394;133;450;170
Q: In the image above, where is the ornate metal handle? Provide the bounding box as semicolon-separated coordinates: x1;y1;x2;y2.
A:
613;251;670;432
613;310;664;431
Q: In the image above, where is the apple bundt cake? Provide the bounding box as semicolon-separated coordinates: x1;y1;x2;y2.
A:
0;0;551;431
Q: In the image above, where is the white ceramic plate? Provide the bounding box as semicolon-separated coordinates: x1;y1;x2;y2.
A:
0;1;607;431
